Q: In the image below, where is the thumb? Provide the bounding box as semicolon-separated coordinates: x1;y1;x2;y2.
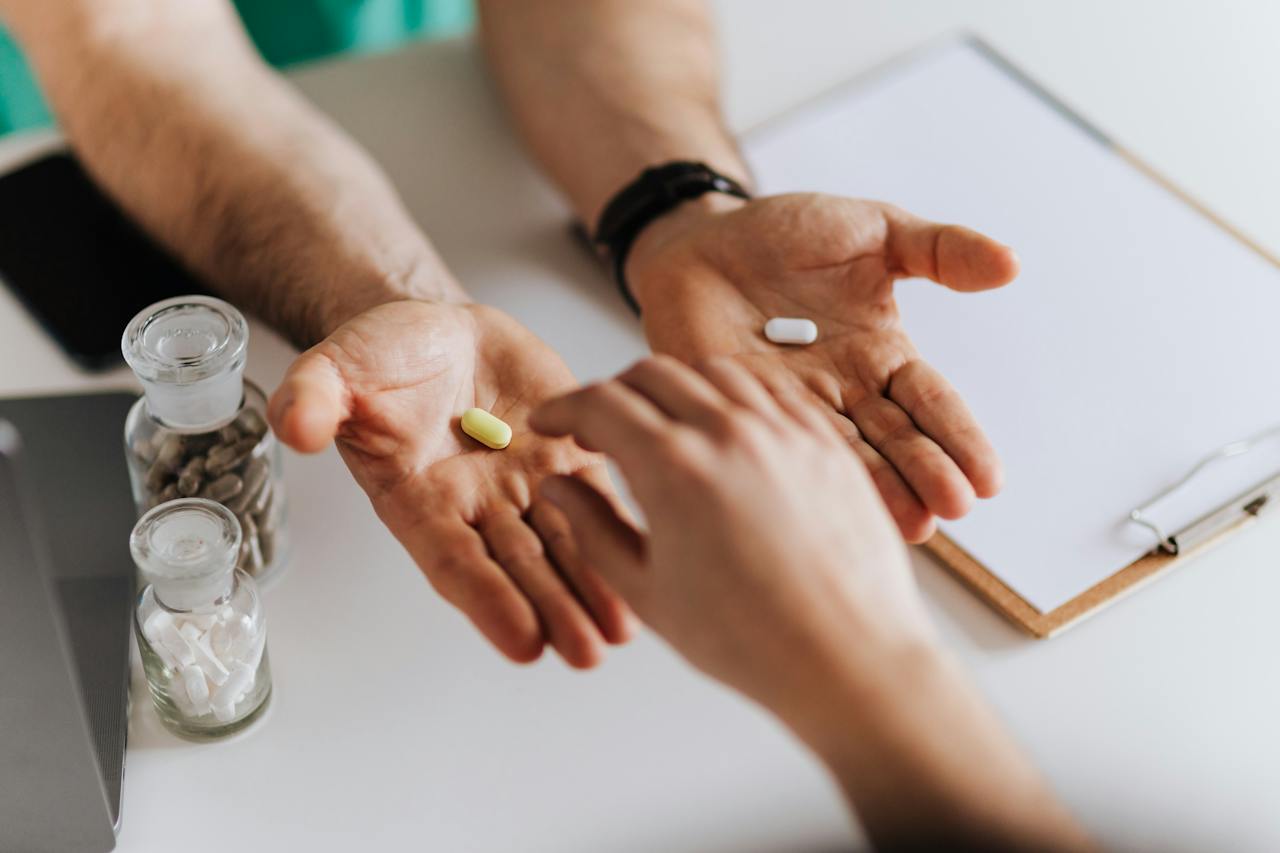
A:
881;204;1020;292
538;475;649;608
267;350;349;454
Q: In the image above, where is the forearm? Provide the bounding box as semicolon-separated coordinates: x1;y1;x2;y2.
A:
5;1;463;348
477;0;749;229
791;643;1093;851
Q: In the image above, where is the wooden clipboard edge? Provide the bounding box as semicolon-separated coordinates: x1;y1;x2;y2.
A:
925;509;1268;638
1114;148;1280;268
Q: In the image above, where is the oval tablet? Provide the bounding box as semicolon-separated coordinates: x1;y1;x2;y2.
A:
764;317;818;345
461;407;512;450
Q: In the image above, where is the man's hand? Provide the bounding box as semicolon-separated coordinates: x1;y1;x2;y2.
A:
626;193;1020;542
530;355;934;713
267;300;632;667
529;356;1092;852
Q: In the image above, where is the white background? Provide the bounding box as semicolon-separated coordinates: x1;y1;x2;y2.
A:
1;2;1278;850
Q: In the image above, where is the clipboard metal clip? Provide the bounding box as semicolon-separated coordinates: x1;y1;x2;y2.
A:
1129;425;1280;556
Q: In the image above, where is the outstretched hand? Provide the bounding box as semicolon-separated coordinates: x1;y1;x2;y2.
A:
267;299;631;667
626;193;1019;542
529;356;933;717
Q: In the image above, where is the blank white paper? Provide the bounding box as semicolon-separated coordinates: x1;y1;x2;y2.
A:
742;38;1280;613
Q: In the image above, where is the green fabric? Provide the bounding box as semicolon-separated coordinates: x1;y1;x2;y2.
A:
0;0;473;136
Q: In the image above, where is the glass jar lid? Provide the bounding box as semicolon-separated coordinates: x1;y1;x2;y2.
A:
131;499;242;609
122;296;248;429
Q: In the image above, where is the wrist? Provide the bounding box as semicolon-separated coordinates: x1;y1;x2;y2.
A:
623;190;748;308
781;626;951;758
308;255;469;345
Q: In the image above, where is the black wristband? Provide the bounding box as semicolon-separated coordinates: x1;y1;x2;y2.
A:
592;161;751;314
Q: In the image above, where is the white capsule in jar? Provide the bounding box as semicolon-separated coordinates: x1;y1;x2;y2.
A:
764;317;818;346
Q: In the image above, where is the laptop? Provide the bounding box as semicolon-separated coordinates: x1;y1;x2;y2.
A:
0;392;136;853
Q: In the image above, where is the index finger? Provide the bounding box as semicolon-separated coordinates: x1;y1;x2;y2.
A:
529;379;671;472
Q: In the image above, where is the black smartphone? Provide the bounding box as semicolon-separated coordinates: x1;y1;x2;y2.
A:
0;153;210;371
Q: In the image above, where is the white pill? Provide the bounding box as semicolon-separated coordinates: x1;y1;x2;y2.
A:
764;317;818;346
181;665;212;716
225;617;255;661
159;622;196;668
211;701;237;722
170;685;196;717
142;610;173;644
210;622;232;659
212;662;255;710
191;631;230;686
150;640;180;672
182;612;218;632
241;633;266;672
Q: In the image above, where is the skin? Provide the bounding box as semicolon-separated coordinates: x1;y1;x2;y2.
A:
1;0;630;666
626;193;1018;542
5;3;1092;844
531;356;1094;852
480;0;1019;544
269;302;629;665
7;0;1012;663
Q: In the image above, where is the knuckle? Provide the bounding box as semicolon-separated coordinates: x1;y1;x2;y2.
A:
539;522;577;557
526;439;568;473
703;407;743;439
494;535;545;568
425;552;472;600
717;410;770;450
578;380;611;403
656;427;705;463
621;356;665;381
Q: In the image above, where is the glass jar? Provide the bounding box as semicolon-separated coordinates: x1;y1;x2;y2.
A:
132;499;272;740
122;296;289;583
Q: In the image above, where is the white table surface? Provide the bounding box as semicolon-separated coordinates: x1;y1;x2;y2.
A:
2;2;1278;850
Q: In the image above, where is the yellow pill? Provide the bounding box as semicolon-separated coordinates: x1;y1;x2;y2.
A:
460;407;512;450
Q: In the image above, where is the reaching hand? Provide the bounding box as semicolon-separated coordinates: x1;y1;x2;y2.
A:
626;193;1020;542
529;355;934;719
529;356;1091;853
267;299;632;667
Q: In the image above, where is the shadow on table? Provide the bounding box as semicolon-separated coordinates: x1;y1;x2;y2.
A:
911;548;1029;653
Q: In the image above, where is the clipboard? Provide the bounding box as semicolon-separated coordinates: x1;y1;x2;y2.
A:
931;428;1280;638
741;35;1280;638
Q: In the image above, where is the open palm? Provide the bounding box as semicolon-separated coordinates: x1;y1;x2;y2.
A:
267;300;630;667
627;194;1019;542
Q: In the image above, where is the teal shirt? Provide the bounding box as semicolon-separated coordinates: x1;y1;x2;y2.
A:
0;0;472;136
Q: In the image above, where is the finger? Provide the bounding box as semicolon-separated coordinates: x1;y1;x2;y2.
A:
696;357;787;424
617;355;731;428
268;349;350;454
479;509;607;670
528;472;636;646
745;363;844;444
529;380;669;465
880;204;1020;292
749;365;935;540
789;382;935;542
848;436;935;543
539;475;648;611
887;359;1003;498
409;516;545;664
849;396;976;520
